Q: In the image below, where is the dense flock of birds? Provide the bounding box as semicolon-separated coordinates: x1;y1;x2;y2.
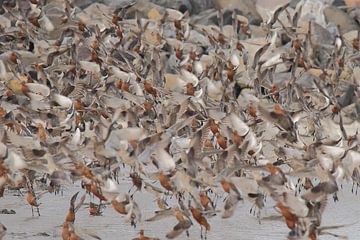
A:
0;0;360;239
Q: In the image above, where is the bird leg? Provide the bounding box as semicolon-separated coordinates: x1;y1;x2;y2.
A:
97;202;103;215
257;209;262;223
36;206;40;216
333;193;339;202
128;184;134;194
249;204;254;215
18;189;23;196
131;218;137;228
98;200;103;213
130;188;140;198
212;193;219;208
213;198;218;209
31;206;34;217
222;194;228;202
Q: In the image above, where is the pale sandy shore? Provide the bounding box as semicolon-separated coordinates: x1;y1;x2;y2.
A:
1;182;359;240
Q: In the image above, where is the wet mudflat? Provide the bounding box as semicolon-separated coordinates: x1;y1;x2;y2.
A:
1;183;359;240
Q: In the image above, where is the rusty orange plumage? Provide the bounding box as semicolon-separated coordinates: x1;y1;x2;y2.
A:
28;16;40;28
199;192;210;209
190;206;210;231
26;189;40;216
111;198;129;215
62;222;70;240
144;81;157;97
276;202;298;230
208;118;219;135
221;178;231;194
158;172;173;192
216;132;227;149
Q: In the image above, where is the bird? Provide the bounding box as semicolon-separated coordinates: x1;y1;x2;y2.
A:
88;202;102;216
0;222;6;240
158;171;174;193
65;191;85;223
26;186;41;217
129;171;143;196
132;230;160;240
166;207;192;239
190;206;210;239
111;194;130;215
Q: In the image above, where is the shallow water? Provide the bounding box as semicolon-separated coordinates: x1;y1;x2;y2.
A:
1;182;359;240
